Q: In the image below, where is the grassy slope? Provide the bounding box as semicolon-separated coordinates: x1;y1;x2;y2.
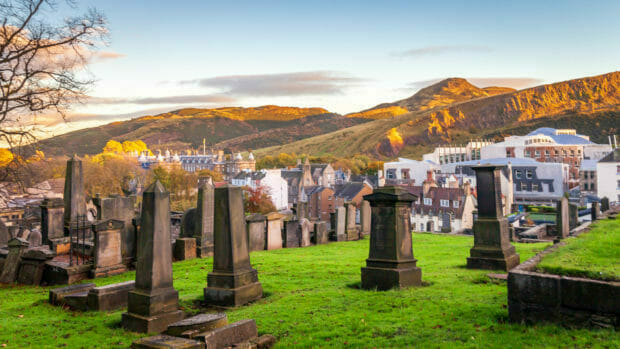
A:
537;216;619;281
2;234;617;348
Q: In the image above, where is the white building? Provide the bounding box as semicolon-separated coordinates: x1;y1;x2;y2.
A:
596;149;620;203
422;140;493;165
380;158;439;186
231;169;289;210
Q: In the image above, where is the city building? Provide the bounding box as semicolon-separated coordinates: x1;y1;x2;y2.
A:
303;186;335;221
480;128;612;188
333;182;373;207
596;149;620;203
380;158;439;186
422;140;494;165
231;169;288;210
579;159;598;196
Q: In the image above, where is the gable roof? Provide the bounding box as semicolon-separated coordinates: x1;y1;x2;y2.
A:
405;185;468;219
334;182;368;201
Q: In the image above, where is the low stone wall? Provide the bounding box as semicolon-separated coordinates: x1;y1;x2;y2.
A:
508;242;619;328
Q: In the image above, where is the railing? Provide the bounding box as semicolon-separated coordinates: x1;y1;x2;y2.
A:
69;214;90;266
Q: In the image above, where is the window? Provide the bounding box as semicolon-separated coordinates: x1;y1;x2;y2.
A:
545;150;550;157
453;201;459;208
386;169;396;179
515;170;522;179
521;183;528;191
532;183;539;191
440;199;449;207
423;198;432;206
535;150;540;157
526;170;533;179
570;150;575;157
525;151;531;158
506;150;513;158
401;169;410;179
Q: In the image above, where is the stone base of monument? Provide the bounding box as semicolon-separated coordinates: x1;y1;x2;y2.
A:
361;259;422;290
87;280;135;311
173;238;197;261
90;264;127;278
335;233;347;242
49;283;95;305
166;313;227;338
17;248;55;285
123;288;184;333
48;237;71;255
467;246;521;271
204;269;263;307
43;261;92;285
313;222;329;244
196;243;214;258
347;228;359;241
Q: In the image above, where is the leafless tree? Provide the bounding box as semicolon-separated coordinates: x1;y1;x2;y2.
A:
0;0;106;182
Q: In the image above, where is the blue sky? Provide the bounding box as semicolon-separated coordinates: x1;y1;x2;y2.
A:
49;0;620;134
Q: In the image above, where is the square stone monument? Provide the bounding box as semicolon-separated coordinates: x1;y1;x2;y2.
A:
600;197;610;213
284;220;301;248
40;197;65;247
204;185;262;306
122;181;183;333
91;219;127;278
361;186;421;290
466;165;520;271
93;195;136;266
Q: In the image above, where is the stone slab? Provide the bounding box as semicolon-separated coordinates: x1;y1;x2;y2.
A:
49;283;96;305
174;238;197;261
122;309;185;334
131;335;205;349
166;313;227;338
43;261;92;285
194;319;258;349
87;280;135;311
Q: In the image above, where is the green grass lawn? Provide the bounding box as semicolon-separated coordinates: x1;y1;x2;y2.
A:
537;216;620;281
527;213;556;223
1;233;618;348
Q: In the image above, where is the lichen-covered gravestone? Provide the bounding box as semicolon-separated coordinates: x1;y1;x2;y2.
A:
204;185;262;306
299;218;313;247
313;221;329;244
122;181;183;333
466;165;520;271
0;238;29;283
361;186;421;290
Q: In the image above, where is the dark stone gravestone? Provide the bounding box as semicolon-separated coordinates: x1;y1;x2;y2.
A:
246;213;266;252
40;197;64;246
345;202;359;241
265;212;283;250
0;237;29;283
0;219;8;248
195;180;214;257
204;185;262;306
601;197;610;212
179;207;197;238
313;221;329;244
91;219;127;278
591;201;599;221
173;237;196;261
568;203;578;229
555;197;569;238
93;195;136;266
122;181;183;333
299;218;313;247
296;201;307;220
166;313;227;338
361;186;421;290
360;200;371;236
467;166;520;271
284;220;301;248
63;156;86;227
441;212;452;233
334;206;346;241
16;247;55;285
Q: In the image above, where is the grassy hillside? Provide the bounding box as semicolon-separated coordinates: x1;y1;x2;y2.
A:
256;72;620;159
3;234;616;348
36;106;370;156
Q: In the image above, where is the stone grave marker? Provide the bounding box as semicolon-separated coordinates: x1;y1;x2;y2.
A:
345;201;358;241
173;237;196;261
555;196;569;238
195;180;215;257
284;220;301;248
361;186;421;290
591;201;599;221
63;156;86;226
466;165;520;271
91;219;127;278
16;247;54;285
246;213;266;252
204;185;262;306
122;181;183;333
360;200;371;236
313;221;329;244
299;218;313;247
93;195;136;266
334;206;346;241
568;203;578;229
601;197;610;212
265;212;283;250
0;237;29;283
40;197;64;246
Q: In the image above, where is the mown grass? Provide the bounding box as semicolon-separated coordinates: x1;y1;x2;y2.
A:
537;216;620;281
0;233;618;348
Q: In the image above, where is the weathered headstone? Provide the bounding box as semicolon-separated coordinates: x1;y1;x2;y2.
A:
63;156;86;226
299;218;313;247
334;206;346;241
91;219;127;278
93;195;136;266
204;185;262;306
0;219;8;248
246;214;266;252
27;228;42;247
0;238;29;283
173;237;196;261
40;197;64;246
166;313;227;338
360;200;371;236
265;212;283;250
555;196;569;238
296;201;307;220
601;197;610;213
361;186;421;290
284;220;301;248
313;221;329;244
16;247;55;285
195;180;215;257
122;181;183;333
591;201;599;221
467;166;520;271
568;203;578;229
345;202;358;241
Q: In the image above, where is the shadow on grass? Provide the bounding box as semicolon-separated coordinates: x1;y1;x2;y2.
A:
346;281;433;290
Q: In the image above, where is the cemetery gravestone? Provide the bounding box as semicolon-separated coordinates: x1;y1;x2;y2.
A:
360;200;371;236
40;197;64;246
467;166;520;271
334;206;346;241
284;220;301;248
93;195;136;266
63;156;86;226
568;203;578;229
246;214;266;252
591;201;599;221
299;218;313;247
173;238;197;261
361;186;421;290
601;197;610;212
345;202;358;241
265;212;283;250
313;221;329;244
204;185;263;306
122;181;183;333
0;238;29;283
195;180;215;257
91;219;127;278
555;196;569;238
17;247;55;285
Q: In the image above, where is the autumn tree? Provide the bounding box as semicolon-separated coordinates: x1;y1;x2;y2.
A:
196;168;223;182
243;185;276;214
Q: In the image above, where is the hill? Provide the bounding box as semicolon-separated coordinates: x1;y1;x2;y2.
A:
255;71;620;159
36;106;371;156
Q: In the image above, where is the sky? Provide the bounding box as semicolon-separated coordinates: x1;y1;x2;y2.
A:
45;0;620;136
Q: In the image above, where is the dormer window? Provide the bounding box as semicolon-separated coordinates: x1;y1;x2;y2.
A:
453;201;459;208
423;198;432;206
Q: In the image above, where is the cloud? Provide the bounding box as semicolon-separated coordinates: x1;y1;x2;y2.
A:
180;71;365;97
87;94;235;105
405;77;543;90
92;51;125;62
393;45;492;58
35;107;175;127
